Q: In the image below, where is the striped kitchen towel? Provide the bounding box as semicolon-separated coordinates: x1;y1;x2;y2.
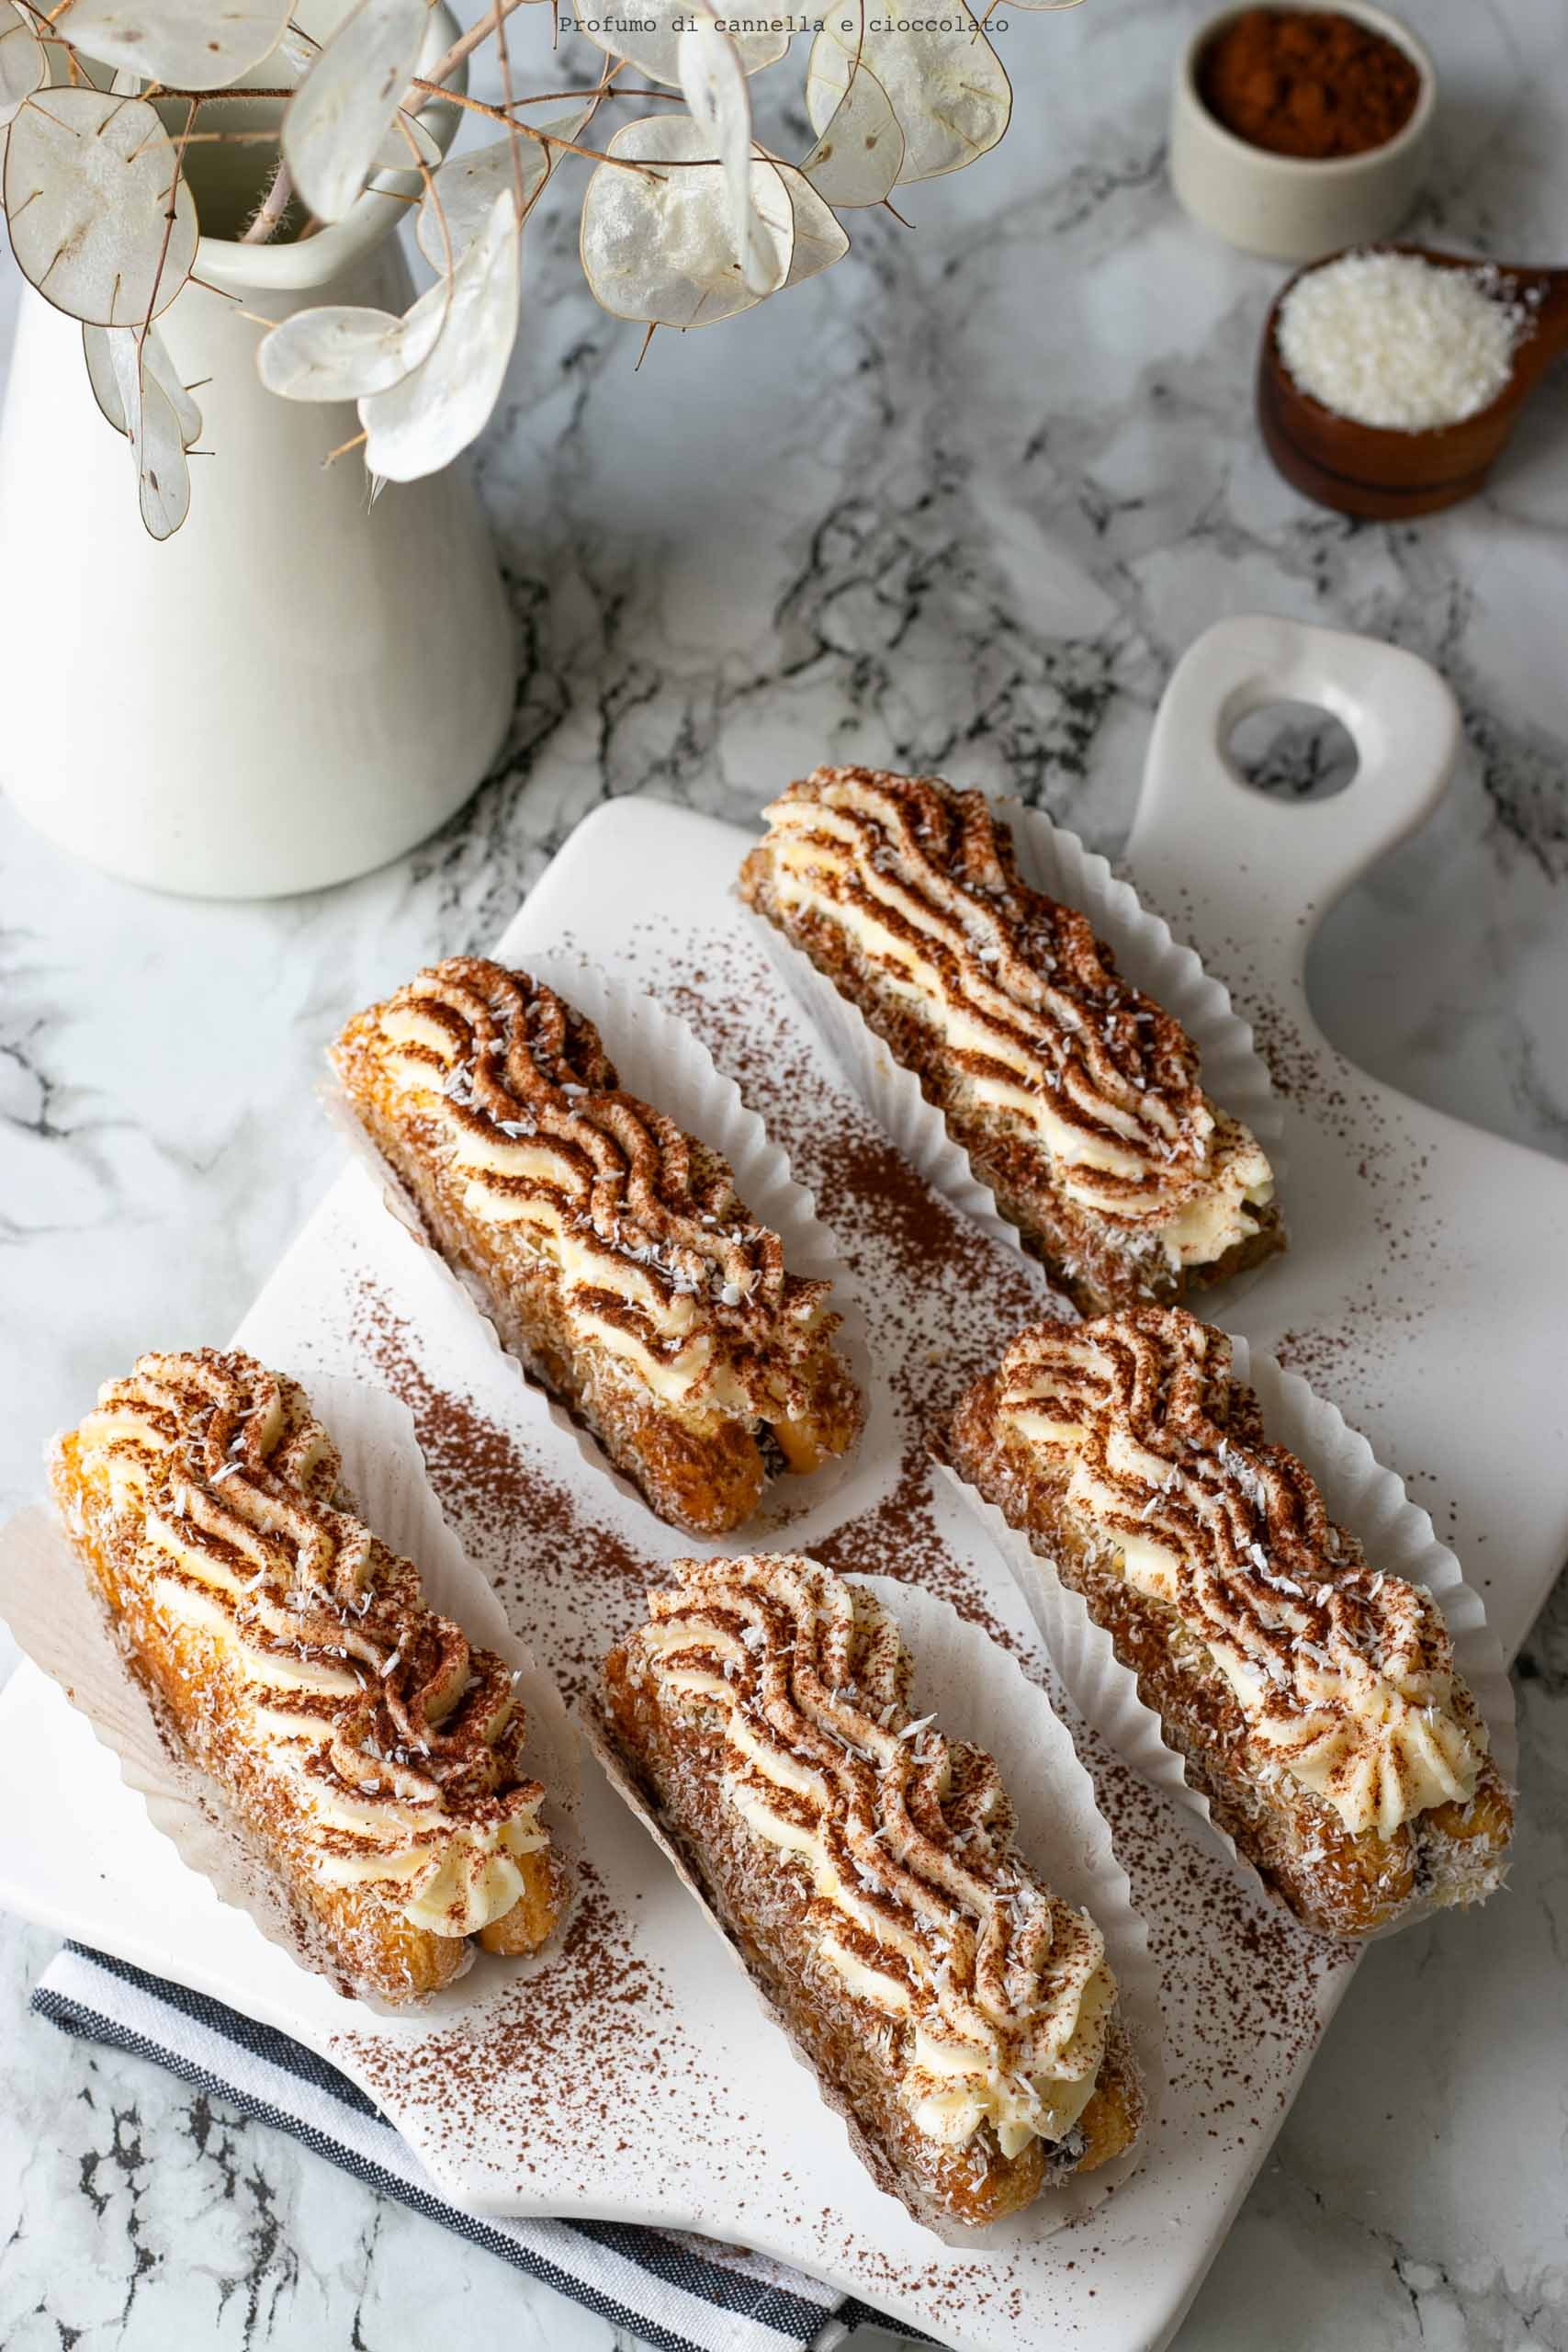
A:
33;1942;923;2352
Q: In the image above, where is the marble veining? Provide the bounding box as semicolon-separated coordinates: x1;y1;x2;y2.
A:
1;0;1565;2343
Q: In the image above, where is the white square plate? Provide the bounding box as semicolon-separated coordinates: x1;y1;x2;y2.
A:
6;623;1565;2351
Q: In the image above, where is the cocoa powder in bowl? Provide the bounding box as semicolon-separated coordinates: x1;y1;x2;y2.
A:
1199;7;1421;159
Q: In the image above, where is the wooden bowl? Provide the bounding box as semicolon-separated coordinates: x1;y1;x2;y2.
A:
1258;244;1568;518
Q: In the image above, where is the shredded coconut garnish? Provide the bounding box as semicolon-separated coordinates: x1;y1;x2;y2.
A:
1279;250;1533;430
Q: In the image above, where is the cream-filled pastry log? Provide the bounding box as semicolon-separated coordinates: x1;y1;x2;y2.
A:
740;765;1282;1313
49;1351;567;2003
330;958;862;1537
603;1551;1141;2229
945;1307;1513;1937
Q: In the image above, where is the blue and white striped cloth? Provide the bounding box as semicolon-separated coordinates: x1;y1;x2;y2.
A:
34;1943;922;2352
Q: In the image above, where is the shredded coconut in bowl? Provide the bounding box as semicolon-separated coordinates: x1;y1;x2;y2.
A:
1277;249;1538;431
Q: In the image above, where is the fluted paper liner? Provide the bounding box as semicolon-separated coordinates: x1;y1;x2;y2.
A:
0;1374;581;2018
940;1340;1517;1939
321;956;872;1546
587;1575;1163;2248
745;797;1286;1293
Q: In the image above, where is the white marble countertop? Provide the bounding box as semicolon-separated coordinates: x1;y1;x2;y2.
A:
2;0;1565;2344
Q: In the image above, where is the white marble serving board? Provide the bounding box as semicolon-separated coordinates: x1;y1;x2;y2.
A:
3;616;1564;2352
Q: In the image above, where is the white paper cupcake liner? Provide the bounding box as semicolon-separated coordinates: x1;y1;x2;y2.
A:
587;1574;1163;2248
0;1375;581;2018
745;797;1286;1295
322;956;872;1548
940;1338;1517;1939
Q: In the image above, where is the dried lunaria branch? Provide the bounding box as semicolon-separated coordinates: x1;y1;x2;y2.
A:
240;153;294;243
1;0;1032;537
423;0;535;94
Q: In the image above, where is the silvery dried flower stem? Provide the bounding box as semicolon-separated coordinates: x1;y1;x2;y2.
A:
240;154;294;244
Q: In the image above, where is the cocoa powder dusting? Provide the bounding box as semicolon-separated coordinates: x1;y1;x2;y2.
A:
336;1860;666;2116
350;1282;651;1702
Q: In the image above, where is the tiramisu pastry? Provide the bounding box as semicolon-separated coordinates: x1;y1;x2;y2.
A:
739;765;1282;1313
50;1351;567;2004
944;1309;1513;1938
602;1552;1141;2229
331;958;861;1537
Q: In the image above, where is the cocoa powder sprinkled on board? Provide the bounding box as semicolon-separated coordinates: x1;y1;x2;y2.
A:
350;1282;651;1701
666;952;1077;1649
332;1859;679;2170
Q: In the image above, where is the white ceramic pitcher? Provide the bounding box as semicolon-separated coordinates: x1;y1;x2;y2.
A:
0;20;513;899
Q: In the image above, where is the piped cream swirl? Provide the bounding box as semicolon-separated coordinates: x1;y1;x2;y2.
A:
753;767;1274;1261
626;1553;1115;2157
993;1309;1483;1839
360;958;844;1421
61;1351;548;1936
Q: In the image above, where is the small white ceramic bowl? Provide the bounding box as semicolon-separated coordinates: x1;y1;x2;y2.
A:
1169;1;1436;262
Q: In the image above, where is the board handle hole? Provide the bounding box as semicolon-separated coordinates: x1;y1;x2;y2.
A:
1224;700;1359;803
